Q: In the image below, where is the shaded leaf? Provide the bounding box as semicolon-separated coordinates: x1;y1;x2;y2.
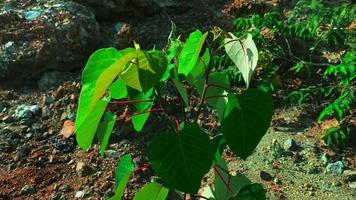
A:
221;89;273;159
147;124;213;194
232;183;266;200
97;112;117;157
172;78;189;106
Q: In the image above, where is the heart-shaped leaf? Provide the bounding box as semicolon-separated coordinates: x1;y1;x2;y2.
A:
221;89;273;159
109;79;128;99
224;33;258;88
147;124;213;194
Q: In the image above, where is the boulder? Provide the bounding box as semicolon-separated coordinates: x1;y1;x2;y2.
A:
0;0;100;79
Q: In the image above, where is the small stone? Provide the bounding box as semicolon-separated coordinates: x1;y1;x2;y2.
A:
4;41;16;54
15;105;32;119
260;171;273;181
58;184;71;193
76;161;91;177
106;150;120;158
349;182;356;189
326;161;344;176
23;10;41;21
283;139;298;151
29;105;40;115
20;185;35;195
75;191;85;198
343;170;356;182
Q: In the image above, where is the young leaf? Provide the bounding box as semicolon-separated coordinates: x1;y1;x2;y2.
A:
190;48;211;79
172;78;189;106
224;33;258;88
76;96;111;150
133;182;169;200
147;124;213;194
96;112;117;157
75;48;136;132
109;154;135;200
214;158;251;200
132;105;153;132
221;89;273;159
109;79;128;99
120;50;168;92
178;30;208;77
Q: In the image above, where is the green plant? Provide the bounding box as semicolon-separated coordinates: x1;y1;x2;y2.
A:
75;29;273;199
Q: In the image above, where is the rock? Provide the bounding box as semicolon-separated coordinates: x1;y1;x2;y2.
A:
76;161;91;177
343;170;356;182
106;150;120;158
349;182;356;189
326;161;344;176
75;190;85;198
15;104;40;119
0;0;100;79
270;139;283;158
283;139;298;151
38;72;62;90
20;184;35;195
42;106;51;118
260;170;274;181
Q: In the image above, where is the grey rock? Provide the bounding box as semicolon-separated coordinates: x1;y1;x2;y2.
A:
260;170;274;181
15;104;40;119
106;149;120;158
20;184;36;195
283;139;298;151
75;190;85;198
0;0;100;79
326;161;344;176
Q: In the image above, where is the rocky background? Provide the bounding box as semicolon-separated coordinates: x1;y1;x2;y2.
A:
0;0;355;200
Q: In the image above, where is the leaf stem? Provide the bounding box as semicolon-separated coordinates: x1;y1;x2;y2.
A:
110;99;153;105
116;108;164;121
212;166;233;193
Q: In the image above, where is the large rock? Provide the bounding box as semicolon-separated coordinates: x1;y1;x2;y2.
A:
0;0;100;79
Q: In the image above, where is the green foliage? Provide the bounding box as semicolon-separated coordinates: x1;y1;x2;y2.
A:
321;125;351;147
75;28;273;198
133;182;169;200
147;124;213;194
221;90;273;159
109;155;135;200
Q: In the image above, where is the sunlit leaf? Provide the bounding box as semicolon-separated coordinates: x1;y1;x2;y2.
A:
133;182;169;200
97;112;117;157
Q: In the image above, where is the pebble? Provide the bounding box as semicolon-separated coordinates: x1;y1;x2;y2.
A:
260;170;274;181
326;161;344;176
4;41;16;54
76;161;91;177
349;182;356;189
283;139;298;151
106;150;120;158
15;104;40;119
343;170;356;182
75;191;85;198
20;184;35;195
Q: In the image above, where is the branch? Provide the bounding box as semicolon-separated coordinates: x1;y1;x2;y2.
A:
117;108;164;121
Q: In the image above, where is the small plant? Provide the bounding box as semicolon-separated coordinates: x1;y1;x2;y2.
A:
75;28;273;199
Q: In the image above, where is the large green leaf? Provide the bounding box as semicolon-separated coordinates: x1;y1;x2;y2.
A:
75;48;136;132
147;124;213;194
221;89;273;159
96;112;117;157
190;48;210;79
178;30;208;76
109;79;128;99
224;33;258;88
109;154;135;200
214;158;251;200
232;183;266;200
131;89;154;131
132;105;152;132
133;182;169;200
76;96;111;150
120;50;167;92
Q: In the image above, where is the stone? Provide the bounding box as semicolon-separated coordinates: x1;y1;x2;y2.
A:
20;185;36;195
283;139;298;151
15;104;40;119
349;182;356;189
75;190;85;198
0;0;100;79
106;150;120;158
260;170;274;181
343;170;356;182
326;161;344;176
76;161;91;177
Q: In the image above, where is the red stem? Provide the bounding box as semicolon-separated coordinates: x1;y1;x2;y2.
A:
110;99;153;105
175;118;180;131
192;195;211;200
212;166;233;193
133;163;150;173
116;108;165;121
